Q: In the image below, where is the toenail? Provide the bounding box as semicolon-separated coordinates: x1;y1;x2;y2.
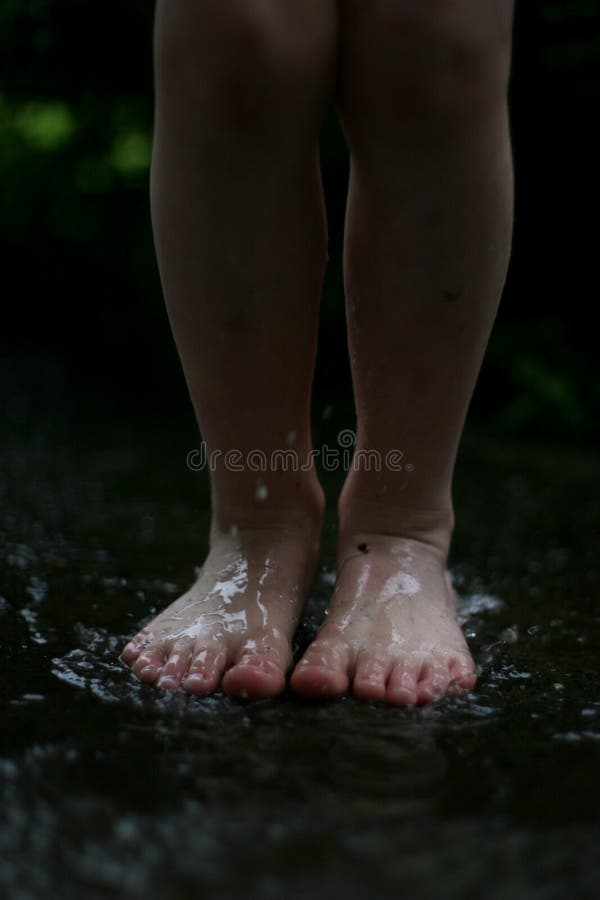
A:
138;666;157;679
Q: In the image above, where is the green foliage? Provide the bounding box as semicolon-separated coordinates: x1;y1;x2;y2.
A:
0;0;598;444
14;100;76;150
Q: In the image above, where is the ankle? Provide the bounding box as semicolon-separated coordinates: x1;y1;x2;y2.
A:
210;475;325;539
338;494;454;557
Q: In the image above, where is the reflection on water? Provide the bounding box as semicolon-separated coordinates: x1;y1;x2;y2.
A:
1;407;599;899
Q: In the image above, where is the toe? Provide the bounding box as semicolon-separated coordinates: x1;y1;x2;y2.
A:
120;631;152;665
131;645;166;685
156;641;194;691
416;662;451;705
222;657;286;699
449;657;478;694
290;638;350;699
182;646;226;696
120;641;142;665
352;649;390;702
222;640;289;700
386;662;418;706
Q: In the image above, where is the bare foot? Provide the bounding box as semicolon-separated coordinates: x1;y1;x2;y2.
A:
120;518;320;699
291;527;477;706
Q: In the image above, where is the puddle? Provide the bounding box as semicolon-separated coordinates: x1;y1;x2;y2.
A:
1;410;599;899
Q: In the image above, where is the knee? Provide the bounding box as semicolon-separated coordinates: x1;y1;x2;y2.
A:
340;0;514;140
154;0;334;139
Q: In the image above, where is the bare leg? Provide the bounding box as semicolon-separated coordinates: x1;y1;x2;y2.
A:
121;0;337;697
292;0;515;705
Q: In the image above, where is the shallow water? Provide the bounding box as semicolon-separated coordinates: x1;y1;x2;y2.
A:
1;403;599;900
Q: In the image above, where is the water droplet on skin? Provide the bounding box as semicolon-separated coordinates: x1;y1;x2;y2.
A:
380;572;420;599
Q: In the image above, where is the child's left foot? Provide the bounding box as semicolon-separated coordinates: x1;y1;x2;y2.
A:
291;528;477;706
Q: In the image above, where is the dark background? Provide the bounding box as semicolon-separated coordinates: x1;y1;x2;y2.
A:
1;0;599;445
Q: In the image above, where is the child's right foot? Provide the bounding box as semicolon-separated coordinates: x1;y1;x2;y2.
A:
120;511;321;699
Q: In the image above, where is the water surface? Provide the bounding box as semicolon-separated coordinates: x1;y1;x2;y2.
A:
1;402;599;899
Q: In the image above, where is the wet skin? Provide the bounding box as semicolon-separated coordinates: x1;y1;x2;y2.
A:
121;524;477;705
121;524;319;699
138;1;512;707
291;533;477;705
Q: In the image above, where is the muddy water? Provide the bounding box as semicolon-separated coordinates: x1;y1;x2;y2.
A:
1;401;599;900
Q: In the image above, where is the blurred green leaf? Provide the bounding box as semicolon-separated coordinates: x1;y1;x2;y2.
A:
14;100;76;151
110;130;151;176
